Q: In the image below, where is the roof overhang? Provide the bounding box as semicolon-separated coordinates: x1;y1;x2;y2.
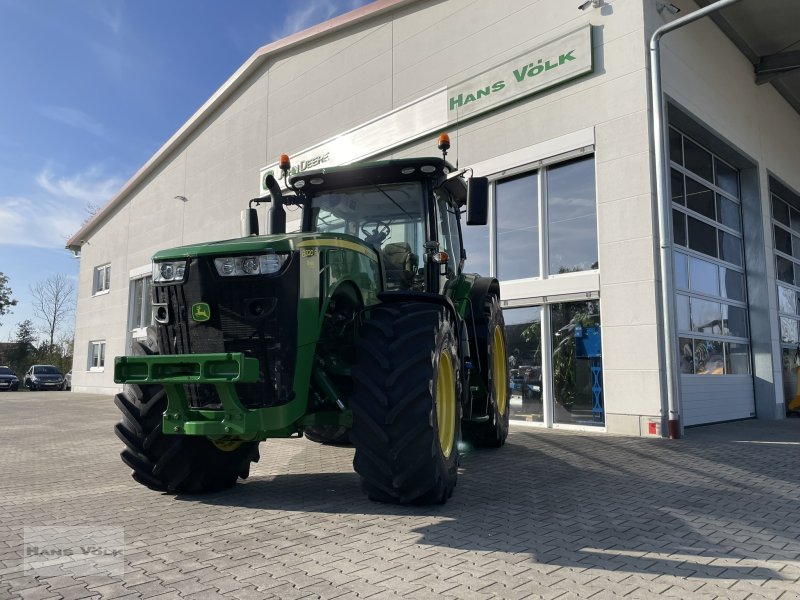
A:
65;0;420;252
695;0;800;114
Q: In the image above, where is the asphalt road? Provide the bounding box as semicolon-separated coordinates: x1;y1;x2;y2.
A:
1;390;799;599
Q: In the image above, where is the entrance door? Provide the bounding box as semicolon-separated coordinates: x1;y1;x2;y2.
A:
503;299;604;428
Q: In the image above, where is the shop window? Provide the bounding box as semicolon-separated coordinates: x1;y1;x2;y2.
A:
503;307;543;423
547;156;598;274
93;264;111;295
550;300;603;425
89;341;106;371
463;154;598;282
496;172;539;280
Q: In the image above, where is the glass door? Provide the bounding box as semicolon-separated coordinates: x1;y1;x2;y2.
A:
550;300;604;426
503;307;544;423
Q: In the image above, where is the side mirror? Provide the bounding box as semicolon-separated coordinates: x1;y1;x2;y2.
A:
240;208;259;237
466;177;489;226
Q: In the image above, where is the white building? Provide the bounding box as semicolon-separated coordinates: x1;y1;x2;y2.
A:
67;0;800;436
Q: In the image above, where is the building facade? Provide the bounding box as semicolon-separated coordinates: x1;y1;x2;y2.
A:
67;0;800;436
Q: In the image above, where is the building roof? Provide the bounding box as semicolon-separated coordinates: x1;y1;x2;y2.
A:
65;0;418;252
695;0;800;114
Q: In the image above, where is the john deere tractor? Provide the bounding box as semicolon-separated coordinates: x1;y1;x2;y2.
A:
113;137;509;504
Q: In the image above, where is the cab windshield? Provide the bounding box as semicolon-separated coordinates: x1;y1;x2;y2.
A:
34;366;60;375
0;367;13;375
312;182;424;248
311;182;426;291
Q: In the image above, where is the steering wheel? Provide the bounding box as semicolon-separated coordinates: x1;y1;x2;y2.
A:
361;220;391;247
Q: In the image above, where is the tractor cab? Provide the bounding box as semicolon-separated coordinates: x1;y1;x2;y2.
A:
280;156;488;294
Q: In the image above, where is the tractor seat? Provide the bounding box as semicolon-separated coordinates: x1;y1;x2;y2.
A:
383;242;418;290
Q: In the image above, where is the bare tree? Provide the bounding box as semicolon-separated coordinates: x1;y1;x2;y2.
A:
0;272;18;327
29;274;75;351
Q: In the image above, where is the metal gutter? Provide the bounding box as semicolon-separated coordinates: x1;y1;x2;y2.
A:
65;0;420;251
650;0;742;439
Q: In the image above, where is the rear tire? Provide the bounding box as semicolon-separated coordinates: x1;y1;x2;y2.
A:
463;297;510;448
114;331;260;493
350;302;460;504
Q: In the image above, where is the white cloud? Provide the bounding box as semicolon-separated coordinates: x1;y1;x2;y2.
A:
36;166;123;206
0;166;124;249
0;195;83;249
38;105;106;138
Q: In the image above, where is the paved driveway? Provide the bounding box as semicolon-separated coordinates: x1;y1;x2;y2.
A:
1;391;799;599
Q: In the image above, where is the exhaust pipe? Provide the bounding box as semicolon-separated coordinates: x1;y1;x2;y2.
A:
265;174;286;235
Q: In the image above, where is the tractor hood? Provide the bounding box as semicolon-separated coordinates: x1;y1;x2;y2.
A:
152;232;378;261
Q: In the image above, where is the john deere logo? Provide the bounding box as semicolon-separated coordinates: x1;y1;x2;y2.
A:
192;303;211;322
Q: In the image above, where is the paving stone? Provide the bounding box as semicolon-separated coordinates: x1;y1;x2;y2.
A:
2;395;800;600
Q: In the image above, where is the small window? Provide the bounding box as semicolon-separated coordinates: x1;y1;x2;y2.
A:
89;341;106;371
93;264;111;295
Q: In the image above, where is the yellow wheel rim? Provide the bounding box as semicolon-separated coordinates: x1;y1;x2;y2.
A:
211;438;243;452
493;325;508;416
436;351;456;459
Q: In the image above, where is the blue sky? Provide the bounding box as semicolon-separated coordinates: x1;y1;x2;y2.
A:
0;0;369;342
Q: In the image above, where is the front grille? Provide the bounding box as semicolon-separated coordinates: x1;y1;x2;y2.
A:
155;254;299;409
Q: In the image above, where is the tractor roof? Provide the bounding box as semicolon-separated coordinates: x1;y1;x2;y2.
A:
288;157;458;193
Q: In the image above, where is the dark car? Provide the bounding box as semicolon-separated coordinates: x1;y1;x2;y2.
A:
24;365;65;391
0;366;20;391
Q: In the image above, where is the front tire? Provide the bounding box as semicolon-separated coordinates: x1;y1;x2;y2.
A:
350;303;460;504
114;333;260;494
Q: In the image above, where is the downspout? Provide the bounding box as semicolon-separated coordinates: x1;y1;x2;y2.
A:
650;0;741;439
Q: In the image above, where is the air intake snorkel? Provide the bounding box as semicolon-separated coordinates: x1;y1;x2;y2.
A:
265;173;285;235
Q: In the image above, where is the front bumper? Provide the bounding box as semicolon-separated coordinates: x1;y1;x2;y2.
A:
115;352;348;439
31;380;61;388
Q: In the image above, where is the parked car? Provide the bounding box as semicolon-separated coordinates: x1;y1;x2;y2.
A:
24;365;65;391
63;370;72;391
0;366;20;391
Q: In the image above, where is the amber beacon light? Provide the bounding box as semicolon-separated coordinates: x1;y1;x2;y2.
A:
437;132;451;155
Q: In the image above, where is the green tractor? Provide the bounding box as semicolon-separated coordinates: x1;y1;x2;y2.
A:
113;137;509;504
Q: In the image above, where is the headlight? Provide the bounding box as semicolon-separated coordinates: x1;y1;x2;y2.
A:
214;253;289;277
153;260;188;283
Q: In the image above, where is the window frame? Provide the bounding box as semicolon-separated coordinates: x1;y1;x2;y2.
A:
88;340;106;371
461;150;598;284
669;127;750;377
93;264;111;296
